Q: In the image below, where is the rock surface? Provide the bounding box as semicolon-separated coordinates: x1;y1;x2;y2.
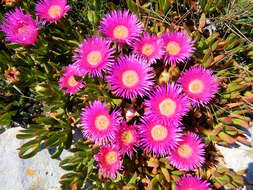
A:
0;127;71;190
216;143;253;172
216;133;253;190
1;126;253;190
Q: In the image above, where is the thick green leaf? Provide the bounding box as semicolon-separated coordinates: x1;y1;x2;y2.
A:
18;139;41;159
0;111;16;125
51;143;65;159
161;167;170;182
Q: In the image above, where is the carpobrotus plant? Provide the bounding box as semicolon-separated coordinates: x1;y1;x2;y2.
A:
35;0;71;23
66;9;215;185
0;8;39;45
1;0;252;190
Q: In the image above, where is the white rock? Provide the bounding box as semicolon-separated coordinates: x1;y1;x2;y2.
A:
216;143;253;172
0;127;71;190
216;132;253;190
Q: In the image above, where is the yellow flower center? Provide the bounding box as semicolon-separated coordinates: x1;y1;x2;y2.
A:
151;125;168;141
87;51;102;66
177;144;193;158
122;70;139;87
142;44;154;56
159;99;177;117
121;130;134;145
189;79;204;94
94;115;110;130
113;25;129;40
18;25;30;34
166;41;181;55
48;5;62;18
105;151;117;165
67;76;78;87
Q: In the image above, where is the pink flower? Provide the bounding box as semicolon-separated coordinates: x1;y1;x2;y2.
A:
99;10;143;45
0;8;39;45
145;83;190;127
106;55;154;99
73;37;115;77
35;0;71;23
178;66;219;107
175;176;211;190
170;132;205;171
59;64;84;95
162;31;195;65
138;117;182;157
94;145;122;178
81;101;121;145
132;33;164;64
115;123;138;158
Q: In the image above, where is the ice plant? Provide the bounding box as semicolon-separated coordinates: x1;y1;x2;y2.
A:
73;36;115;77
145;83;190;126
4;67;20;83
132;33;164;64
138;118;182;157
0;8;39;45
106;55;154;99
2;0;20;6
99;10;143;45
178;66;219;107
59;64;84;95
81;100;121;145
170;132;205;171
94;145;122;178
163;31;195;65
115;123;138;158
175;176;211;190
35;0;71;23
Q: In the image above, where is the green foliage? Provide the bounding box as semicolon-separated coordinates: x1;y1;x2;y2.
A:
16;115;72;159
59;139;97;190
212;168;246;189
0;0;253;190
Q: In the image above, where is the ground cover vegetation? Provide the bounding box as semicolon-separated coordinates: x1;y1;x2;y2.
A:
0;0;253;189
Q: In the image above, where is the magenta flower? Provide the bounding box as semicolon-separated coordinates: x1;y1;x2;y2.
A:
94;145;122;178
175;176;211;190
106;55;154;99
132;33;164;64
178;66;219;107
35;0;71;23
115;123;138;159
170;132;205;171
145;83;190;127
99;10;143;45
81;101;121;145
163;31;195;65
73;37;115;77
0;8;39;45
59;64;84;95
138;118;182;157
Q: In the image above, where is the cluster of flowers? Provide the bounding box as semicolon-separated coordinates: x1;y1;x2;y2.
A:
71;10;218;190
0;0;70;45
0;1;219;189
